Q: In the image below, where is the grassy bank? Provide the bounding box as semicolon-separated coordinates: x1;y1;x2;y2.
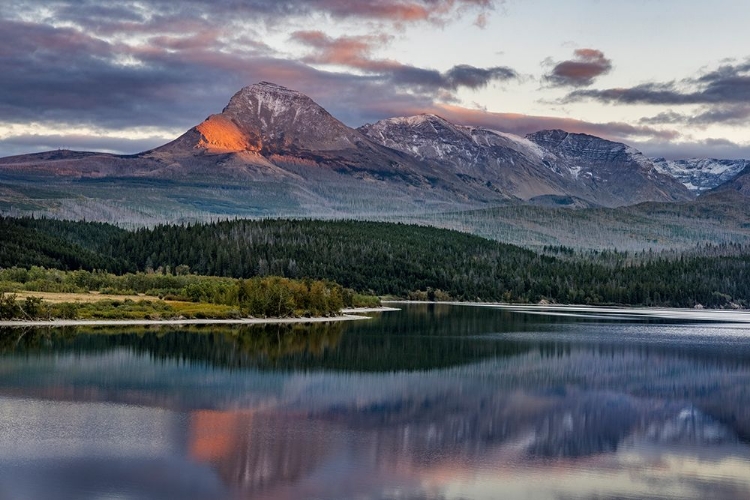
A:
0;269;380;321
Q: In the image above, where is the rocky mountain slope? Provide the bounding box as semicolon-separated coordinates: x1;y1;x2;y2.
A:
0;81;710;224
150;82;547;214
525;130;691;205
709;164;750;197
359;117;691;207
651;158;749;193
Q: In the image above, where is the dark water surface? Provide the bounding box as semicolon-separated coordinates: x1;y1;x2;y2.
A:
1;304;750;499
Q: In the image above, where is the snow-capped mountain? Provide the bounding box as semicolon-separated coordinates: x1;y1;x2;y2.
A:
525;130;691;204
358;114;565;202
651;158;749;193
710;163;750;197
0;82;700;221
360;118;691;206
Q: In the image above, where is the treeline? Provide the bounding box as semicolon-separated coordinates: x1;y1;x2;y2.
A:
0;267;376;319
1;216;750;308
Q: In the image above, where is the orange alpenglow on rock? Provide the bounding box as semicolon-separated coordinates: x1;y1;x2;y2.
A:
195;115;255;153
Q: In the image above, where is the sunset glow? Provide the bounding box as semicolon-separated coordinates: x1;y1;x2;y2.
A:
2;0;749;159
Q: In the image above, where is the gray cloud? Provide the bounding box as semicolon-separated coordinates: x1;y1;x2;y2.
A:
691;105;750;125
544;49;612;87
8;0;497;29
632;137;750;161
388;64;516;91
641;105;750;127
639;110;689;125
444;64;516;89
0;133;170;157
1;0;746;160
567;60;750;106
566;59;750;133
0;1;508;156
0;18;243;129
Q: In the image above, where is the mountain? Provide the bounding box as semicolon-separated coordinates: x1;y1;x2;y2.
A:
359;118;692;207
0;82;694;224
1;83;510;220
709;164;750;197
525;130;692;205
359;115;559;202
148;82;534;212
651;158;749;193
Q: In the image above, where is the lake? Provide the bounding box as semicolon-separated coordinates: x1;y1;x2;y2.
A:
1;303;750;500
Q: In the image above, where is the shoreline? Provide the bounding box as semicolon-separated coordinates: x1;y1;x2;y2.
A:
341;306;400;313
382;300;750;323
0;307;400;328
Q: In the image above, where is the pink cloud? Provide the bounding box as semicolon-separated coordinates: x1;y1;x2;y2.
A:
546;48;613;87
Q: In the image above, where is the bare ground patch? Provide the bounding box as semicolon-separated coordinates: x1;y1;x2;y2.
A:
13;291;160;303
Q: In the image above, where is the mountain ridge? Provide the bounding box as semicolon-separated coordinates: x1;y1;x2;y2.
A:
0;81;744;226
651;157;749;193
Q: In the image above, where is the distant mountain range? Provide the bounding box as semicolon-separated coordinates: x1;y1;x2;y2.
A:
0;82;748;248
651;158;749;193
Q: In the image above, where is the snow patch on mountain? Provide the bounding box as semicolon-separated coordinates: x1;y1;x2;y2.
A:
651;158;749;192
481;130;546;159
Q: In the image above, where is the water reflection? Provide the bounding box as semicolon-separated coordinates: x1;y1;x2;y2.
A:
0;322;345;369
0;304;749;499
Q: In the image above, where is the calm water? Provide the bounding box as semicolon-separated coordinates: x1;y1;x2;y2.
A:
1;304;750;500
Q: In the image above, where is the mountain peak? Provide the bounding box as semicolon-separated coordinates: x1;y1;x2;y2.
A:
526;129;599;144
362;113;451;129
177;82;361;154
223;81;314;117
400;113;449;125
358;113;474;160
235;81;305;96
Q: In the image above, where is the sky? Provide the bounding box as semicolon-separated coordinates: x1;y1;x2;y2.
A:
2;0;750;159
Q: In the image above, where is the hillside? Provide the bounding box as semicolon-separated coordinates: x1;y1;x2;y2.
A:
710;164;750;197
2;217;749;308
387;190;750;251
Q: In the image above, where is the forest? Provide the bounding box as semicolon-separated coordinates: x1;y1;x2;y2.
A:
1;216;749;308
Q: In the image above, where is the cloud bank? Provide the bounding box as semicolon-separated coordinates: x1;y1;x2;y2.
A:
0;0;747;159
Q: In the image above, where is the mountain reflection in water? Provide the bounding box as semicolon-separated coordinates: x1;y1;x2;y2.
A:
0;304;749;500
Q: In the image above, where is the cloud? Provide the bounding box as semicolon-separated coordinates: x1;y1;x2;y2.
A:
567;60;750;106
444;65;516;89
545;49;612;87
564;59;750;132
0;18;256;131
630;137;750;160
292;31;516;92
387;63;517;91
0;133;171;157
0;1;508;156
690;104;750;125
291;31;392;69
431;104;679;141
10;0;498;30
640;105;750;127
638;110;688;125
